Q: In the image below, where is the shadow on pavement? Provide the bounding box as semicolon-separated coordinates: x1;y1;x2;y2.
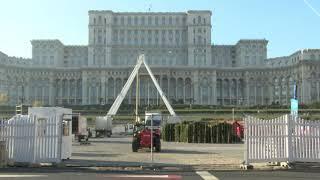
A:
71;153;121;158
156;149;216;154
63;159;191;169
91;140;131;144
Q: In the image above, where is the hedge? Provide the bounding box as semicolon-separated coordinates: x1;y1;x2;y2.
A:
162;121;242;144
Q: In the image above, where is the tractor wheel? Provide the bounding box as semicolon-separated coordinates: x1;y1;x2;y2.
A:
155;138;161;152
106;132;111;138
132;138;139;152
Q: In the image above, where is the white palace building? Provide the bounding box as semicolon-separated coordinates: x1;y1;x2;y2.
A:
1;10;320;106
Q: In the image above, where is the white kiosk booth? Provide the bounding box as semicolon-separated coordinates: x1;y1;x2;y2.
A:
0;107;72;164
28;107;72;161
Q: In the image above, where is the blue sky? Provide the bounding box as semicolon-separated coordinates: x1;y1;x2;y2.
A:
0;0;319;58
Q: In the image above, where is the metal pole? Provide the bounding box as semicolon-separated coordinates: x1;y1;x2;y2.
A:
301;62;304;103
157;87;159;106
232;108;234;122
136;69;139;123
150;114;153;164
147;80;150;106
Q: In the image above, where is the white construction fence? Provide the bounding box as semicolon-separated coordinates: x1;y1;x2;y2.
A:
0;107;72;164
244;114;320;166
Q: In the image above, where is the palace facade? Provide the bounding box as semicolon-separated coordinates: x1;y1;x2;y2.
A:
1;10;320;106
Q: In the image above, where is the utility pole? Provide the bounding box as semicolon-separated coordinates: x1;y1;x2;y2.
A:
232;108;235;122
150;114;154;164
135;68;140;123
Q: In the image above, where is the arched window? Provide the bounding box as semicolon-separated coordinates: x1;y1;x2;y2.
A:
155;17;158;25
185;78;192;102
281;77;287;104
197;36;202;44
98;16;102;23
50;56;54;65
193;18;196;24
198;16;201;23
107;78;114;100
175;17;179;24
169;78;176;98
128;16;132;25
201;78;209;104
120;16;124;25
113;17;118;24
134;16;138;25
148;16;152;25
289;77;294;98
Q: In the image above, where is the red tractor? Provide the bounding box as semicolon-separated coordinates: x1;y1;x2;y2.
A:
132;121;161;152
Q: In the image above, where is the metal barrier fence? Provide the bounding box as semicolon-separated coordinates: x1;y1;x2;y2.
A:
0;115;62;164
244;114;320;166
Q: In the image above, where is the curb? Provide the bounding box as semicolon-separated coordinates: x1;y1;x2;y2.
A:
2;162;320;172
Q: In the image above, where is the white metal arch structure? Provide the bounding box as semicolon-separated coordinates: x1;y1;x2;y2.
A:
106;54;179;121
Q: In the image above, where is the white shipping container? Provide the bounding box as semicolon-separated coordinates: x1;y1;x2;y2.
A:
95;116;112;137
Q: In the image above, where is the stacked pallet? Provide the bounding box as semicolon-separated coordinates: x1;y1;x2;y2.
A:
162;121;242;144
0;141;7;167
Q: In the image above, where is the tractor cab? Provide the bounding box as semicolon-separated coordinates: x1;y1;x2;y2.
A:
145;112;162;130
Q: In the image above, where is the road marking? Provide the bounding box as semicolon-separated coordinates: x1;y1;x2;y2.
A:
101;174;181;179
0;174;48;178
196;171;219;180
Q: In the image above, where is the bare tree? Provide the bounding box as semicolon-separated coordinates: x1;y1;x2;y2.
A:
32;100;43;107
0;93;9;105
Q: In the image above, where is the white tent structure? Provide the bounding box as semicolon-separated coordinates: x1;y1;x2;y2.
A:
104;54;180;123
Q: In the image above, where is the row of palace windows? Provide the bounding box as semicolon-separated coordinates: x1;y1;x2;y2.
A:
64;57;87;66
244;56;264;65
94;15;187;26
193;16;206;24
94;35;186;46
93;15;208;26
310;54;320;60
111;36;185;46
244;44;264;49
193;36;207;45
33;56;54;65
111;29;187;45
33;56;88;66
93;29;189;45
270;54;320;67
33;44;55;49
111;54;187;66
193;28;207;34
112;29;187;36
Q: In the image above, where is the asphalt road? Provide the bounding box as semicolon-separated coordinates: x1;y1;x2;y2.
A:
0;169;320;180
